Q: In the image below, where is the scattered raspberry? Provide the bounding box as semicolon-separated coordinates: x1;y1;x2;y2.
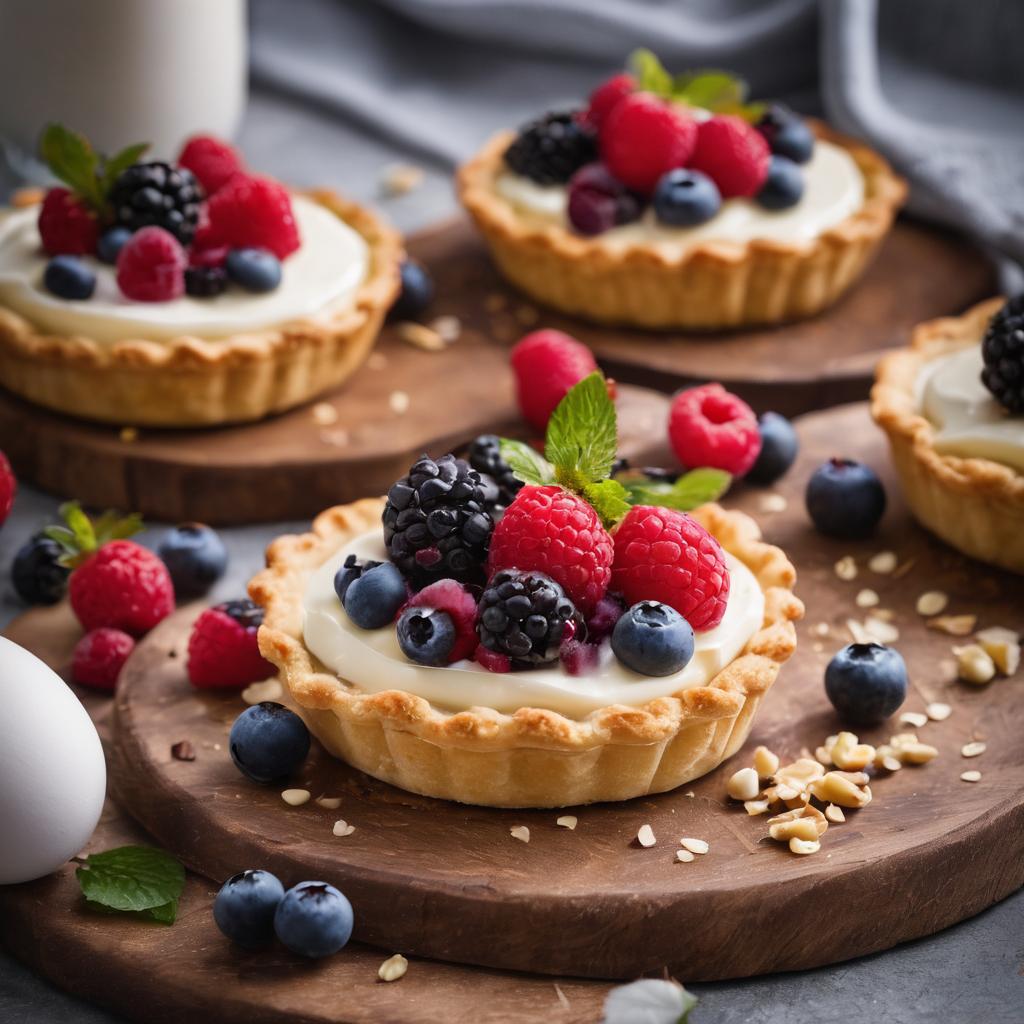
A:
689;115;770;198
405;579;479;663
188;599;275;689
177;134;245;195
37;188;99;256
0;451;15;525
611;506;730;630
488;485;614;614
475;645;511;673
510;329;599;433
205;174;301;260
116;226;187;302
72;628;135;691
585;73;636;130
668;383;761;476
600;93;697;195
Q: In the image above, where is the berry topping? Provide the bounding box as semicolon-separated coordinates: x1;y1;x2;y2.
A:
0;452;12;526
116;226;187;302
11;533;69;606
205;174;301;259
38;188;99;256
213;869;285;949
333;553;382;604
225;247;282;293
341;562;408;629
981;295;1024;413
71;627;135;690
404;579;479;663
383;454;494;586
504;111;598;186
44;256;96;300
187;599;275;688
189;243;229;268
468;434;523;514
229;701;310;783
510;329;599;433
756;104;815;165
488;485;613;614
805;458;887;539
96;226;133;265
474;645;511;673
397;606;457;666
652;168;721;227
585;73;636;130
177;134;245;195
825;643;907;726
746;412;798;485
157;523;228;599
477;569;579;665
110;161;203;245
585;594;625;642
273;881;354;959
560;637;601;676
566;162;642;236
611;505;730;631
390;259;435;320
184;265;228;298
689;115;770;198
756;156;804;210
600;93;697;195
668;383;761;476
611;601;695;676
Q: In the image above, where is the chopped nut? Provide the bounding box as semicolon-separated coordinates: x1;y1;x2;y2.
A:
899;711;929;729
961;741;986;758
775;757;825;791
928;614;977;637
242;678;283;705
170;740;195;762
510;825;531;843
856;588;880;608
926;701;952;721
767;805;828;842
744;799;770;816
789;837;821;855
726;766;761;802
316;796;342;810
954;644;996;685
916;591;949;616
429;315;462;343
556;815;578;830
759;494;788;513
311;402;338;426
282;789;311;806
864;616;900;644
889;734;939;765
396;322;445;352
868;551;898;574
975;626;1021;675
379;162;424;196
636;824;656;848
367;352;388;371
679;837;708;855
824;805;846;823
829;731;876;771
960;770;982;783
389;390;411;414
333;819;356;837
675;849;695;863
809;772;872;808
834;556;858;581
814;746;833;766
811;622;831;638
378;952;409;982
753;746;780;778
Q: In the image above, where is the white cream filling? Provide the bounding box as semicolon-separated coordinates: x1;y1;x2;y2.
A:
919;347;1024;473
494;139;864;254
302;530;765;719
0;195;368;342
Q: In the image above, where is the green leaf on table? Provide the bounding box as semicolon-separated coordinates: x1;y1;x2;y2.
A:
76;845;184;925
545;372;617;487
498;438;555;486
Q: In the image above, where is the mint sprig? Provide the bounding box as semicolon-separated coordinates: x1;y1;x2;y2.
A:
545;371;618;490
618;467;731;511
76;845;184;925
43;500;143;569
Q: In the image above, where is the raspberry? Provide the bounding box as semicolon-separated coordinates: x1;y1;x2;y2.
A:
567;162;641;236
488;485;614;614
560;638;600;676
69;539;175;636
585;73;636;130
611;506;730;630
72;628;135;691
116;226;187;302
585;594;625;643
188;599;275;689
668;383;761;476
0;450;15;525
205;174;301;260
689;115;770;198
510;329;599;433
177;134;245;195
600;93;697;195
475;646;511;673
37;188;99;256
405;579;479;663
189;244;229;268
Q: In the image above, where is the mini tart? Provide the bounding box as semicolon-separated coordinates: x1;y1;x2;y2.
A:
250;498;803;808
872;297;1024;575
0;190;402;427
457;122;906;331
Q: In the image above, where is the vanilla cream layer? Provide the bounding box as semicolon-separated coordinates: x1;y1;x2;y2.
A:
302;531;765;719
494;139;864;254
919;347;1024;473
0;195;368;342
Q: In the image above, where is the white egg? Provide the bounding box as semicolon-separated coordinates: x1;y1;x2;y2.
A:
0;636;106;884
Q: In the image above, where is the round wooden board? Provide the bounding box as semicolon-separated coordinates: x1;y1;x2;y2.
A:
96;403;1024;982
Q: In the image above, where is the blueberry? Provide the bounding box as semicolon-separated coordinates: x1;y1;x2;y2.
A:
390;259;435;320
213;869;285;948
342;562;407;629
757;104;815;164
158;522;228;599
96;226;133;265
229;701;310;784
225;248;282;293
397;606;456;666
611;601;695;677
273;881;354;958
756;156;805;211
652;169;722;227
746;412;799;485
43;256;95;300
806;458;887;539
333;553;383;604
11;533;69;605
825;643;907;726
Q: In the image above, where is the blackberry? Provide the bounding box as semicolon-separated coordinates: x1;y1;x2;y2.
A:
981;295;1024;412
477;569;578;666
468;435;522;514
383;454;493;585
185;265;228;298
109;161;203;245
504;111;597;185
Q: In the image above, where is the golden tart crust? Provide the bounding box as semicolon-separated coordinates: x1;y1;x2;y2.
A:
872;297;1024;575
457;122;906;330
249;498;803;808
0;190;403;427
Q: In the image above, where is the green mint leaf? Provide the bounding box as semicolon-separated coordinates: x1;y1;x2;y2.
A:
93;510;144;545
620;468;731;511
39;124;104;212
498;438;555;486
100;142;150;197
582;478;632;528
58;500;97;553
545;372;617;485
629;49;673;97
76;846;184;925
673;69;747;111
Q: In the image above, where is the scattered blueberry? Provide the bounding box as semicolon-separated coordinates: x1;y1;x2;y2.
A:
333;553;383;604
44;256;96;300
652;168;722;227
273;881;354;959
11;533;69;605
756;156;805;211
185;265;228;298
96;226;133;265
805;458;887;539
158;522;228;599
225;248;282;293
390;259;435;320
213;869;286;948
746;412;799;485
825;643;907;726
397;606;456;666
757;104;815;164
611;601;695;677
229;701;311;783
342;561;407;629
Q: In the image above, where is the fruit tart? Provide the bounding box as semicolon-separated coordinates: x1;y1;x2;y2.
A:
0;127;402;426
872;296;1024;574
458;51;906;330
251;373;802;808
